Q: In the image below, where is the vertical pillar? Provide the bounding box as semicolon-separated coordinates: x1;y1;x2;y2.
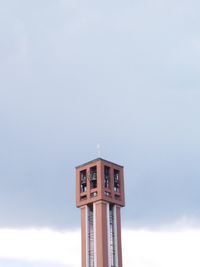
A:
93;203;97;267
107;203;111;267
95;201;108;267
81;206;87;267
116;206;123;267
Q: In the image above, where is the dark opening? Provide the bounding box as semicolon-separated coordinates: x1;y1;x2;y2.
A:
114;169;120;192
104;191;111;197
115;194;120;200
90;166;97;189
104;166;110;188
80;169;87;192
80;195;87;200
90;191;97;197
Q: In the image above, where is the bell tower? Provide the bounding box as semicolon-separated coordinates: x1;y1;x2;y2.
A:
76;158;125;267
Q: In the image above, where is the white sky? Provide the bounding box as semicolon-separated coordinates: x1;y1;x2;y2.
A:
0;227;200;267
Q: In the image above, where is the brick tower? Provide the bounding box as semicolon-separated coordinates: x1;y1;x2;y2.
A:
76;158;125;267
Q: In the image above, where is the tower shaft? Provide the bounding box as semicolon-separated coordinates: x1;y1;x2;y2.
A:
76;158;125;267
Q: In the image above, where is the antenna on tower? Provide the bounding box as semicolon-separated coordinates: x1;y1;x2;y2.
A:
97;144;101;157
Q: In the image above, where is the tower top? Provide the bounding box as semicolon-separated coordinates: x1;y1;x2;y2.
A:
76;157;123;169
76;158;125;208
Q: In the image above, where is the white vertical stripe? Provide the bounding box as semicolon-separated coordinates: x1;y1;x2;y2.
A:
85;206;89;267
93;203;97;267
107;203;111;267
113;205;118;267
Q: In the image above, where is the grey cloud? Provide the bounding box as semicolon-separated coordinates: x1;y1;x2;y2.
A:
0;0;200;229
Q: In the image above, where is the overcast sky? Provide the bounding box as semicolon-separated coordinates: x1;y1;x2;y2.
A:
1;0;200;229
0;0;200;266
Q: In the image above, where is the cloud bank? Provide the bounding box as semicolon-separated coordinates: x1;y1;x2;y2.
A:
0;227;200;267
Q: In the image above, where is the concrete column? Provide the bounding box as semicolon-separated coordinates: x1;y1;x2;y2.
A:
81;206;87;267
116;206;123;267
95;201;108;267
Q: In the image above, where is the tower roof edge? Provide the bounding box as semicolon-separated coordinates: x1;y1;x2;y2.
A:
76;158;123;169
